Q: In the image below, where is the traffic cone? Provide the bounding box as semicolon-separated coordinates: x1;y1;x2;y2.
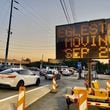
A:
51;75;57;93
17;86;25;110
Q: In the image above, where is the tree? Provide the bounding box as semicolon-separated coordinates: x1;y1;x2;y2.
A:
22;58;31;63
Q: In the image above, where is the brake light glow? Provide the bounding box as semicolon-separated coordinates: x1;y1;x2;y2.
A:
96;103;100;106
87;102;91;105
0;75;16;78
7;75;16;78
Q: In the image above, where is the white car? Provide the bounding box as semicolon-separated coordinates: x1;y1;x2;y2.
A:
62;68;73;76
45;69;61;80
81;70;98;79
0;68;40;89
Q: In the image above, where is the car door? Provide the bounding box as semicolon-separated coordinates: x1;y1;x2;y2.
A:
18;70;36;86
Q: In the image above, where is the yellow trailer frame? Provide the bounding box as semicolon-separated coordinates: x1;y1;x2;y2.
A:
65;84;110;109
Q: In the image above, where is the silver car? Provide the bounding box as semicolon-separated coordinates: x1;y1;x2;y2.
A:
45;70;61;80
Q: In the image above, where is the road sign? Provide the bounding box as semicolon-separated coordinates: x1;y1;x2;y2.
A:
56;19;110;59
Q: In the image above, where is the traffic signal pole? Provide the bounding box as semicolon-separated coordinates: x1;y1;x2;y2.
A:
4;0;14;66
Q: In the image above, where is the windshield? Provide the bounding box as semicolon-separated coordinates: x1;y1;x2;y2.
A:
0;69;13;74
47;71;53;74
17;70;33;75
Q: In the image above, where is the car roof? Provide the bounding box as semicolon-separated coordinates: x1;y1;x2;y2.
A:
0;68;25;73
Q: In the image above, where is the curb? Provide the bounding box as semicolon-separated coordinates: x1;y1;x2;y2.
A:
0;85;51;110
97;75;110;80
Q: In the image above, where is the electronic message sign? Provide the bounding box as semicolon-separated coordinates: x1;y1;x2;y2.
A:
56;19;110;59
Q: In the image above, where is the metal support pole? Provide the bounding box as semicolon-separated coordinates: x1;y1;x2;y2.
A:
40;54;43;69
88;59;92;87
4;0;13;66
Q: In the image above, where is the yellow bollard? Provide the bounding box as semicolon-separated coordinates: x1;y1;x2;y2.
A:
17;86;25;110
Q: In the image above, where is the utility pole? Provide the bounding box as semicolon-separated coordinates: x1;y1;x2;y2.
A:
4;0;14;66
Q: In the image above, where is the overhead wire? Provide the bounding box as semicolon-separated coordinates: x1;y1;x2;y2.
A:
11;2;55;57
0;1;58;59
13;4;46;32
62;0;71;23
0;3;46;56
11;1;55;56
14;1;53;34
20;0;53;33
59;0;71;24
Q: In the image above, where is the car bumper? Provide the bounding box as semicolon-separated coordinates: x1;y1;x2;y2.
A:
0;83;12;88
47;76;53;79
0;80;16;88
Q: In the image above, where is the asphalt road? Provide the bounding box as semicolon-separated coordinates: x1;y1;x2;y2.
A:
0;76;50;99
27;76;106;110
0;70;107;100
0;72;107;110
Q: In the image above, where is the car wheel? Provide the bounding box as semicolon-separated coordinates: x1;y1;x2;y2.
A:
66;88;73;110
36;78;40;86
16;80;24;90
45;76;47;80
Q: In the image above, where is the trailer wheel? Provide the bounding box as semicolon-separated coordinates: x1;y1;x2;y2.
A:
66;97;70;110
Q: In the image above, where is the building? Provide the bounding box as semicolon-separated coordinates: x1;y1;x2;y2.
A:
0;58;30;65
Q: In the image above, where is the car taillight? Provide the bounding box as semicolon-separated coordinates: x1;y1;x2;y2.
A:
7;75;16;78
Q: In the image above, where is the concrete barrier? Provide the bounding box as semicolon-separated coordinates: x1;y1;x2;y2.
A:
98;75;110;80
0;85;51;110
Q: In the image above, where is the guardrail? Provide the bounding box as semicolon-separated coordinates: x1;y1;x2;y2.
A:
0;85;51;110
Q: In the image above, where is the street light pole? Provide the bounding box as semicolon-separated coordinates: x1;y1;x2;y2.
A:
4;0;14;66
40;54;44;69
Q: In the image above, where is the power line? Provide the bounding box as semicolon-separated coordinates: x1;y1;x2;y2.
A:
17;2;53;34
59;0;71;24
14;0;20;4
10;1;55;55
62;0;71;23
21;0;53;32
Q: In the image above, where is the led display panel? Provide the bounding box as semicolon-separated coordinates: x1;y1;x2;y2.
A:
56;19;110;59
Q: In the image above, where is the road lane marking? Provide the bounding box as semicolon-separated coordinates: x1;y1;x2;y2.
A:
0;85;50;102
